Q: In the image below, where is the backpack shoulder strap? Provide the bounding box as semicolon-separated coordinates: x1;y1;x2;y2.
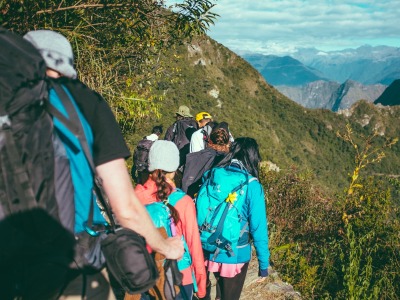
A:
249;177;258;183
47;82;116;230
167;188;186;206
48;83;94;170
201;128;208;148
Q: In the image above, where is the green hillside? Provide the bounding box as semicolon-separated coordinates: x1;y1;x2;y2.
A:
128;37;400;193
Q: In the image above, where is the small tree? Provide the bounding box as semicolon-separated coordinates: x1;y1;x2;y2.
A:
335;124;399;299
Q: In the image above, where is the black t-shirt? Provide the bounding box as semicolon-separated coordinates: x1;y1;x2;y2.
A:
59;78;131;166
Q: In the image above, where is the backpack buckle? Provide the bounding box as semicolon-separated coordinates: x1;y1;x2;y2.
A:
84;221;110;237
224;243;235;257
200;223;211;232
0;115;11;129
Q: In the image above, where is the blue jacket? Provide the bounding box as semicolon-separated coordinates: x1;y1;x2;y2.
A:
205;164;270;275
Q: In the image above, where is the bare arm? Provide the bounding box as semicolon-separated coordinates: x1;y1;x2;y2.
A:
96;158;183;259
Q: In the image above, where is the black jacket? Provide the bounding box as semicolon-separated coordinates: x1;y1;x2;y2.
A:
182;148;226;198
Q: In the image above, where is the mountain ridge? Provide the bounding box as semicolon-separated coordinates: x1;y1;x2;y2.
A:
243;54;327;86
241;46;399;111
374;79;400;106
276;80;387;111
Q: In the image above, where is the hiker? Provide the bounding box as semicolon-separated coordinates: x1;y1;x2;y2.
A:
190;111;213;153
131;125;163;185
182;122;231;198
21;30;184;297
164;105;198;173
135;140;207;300
196;137;270;300
146;125;163;141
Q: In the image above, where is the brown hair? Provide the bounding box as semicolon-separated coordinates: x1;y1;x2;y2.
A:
151;169;180;224
208;128;230;153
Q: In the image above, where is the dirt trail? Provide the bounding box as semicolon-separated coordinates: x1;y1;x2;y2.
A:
62;254;300;300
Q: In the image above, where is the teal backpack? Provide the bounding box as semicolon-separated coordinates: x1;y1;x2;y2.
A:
145;189;197;291
196;166;256;262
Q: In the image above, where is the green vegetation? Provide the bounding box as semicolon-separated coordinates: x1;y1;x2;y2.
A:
262;127;399;299
1;0;218;134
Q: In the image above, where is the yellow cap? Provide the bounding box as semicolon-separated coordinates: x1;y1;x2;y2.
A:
195;112;212;122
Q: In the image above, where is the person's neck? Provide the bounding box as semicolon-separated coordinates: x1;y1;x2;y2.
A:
165;172;176;182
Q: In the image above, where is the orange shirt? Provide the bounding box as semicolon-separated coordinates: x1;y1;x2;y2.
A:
135;178;206;298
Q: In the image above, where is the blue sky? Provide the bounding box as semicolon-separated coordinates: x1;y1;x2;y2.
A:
170;0;400;55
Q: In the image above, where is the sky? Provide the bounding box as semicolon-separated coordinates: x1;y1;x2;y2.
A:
192;0;400;55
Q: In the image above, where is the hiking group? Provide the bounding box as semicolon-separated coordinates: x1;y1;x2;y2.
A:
0;27;269;300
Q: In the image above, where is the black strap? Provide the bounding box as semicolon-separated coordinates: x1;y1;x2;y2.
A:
48;83;116;231
201;128;208;148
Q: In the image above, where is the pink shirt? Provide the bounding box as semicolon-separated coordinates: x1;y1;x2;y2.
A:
205;260;245;278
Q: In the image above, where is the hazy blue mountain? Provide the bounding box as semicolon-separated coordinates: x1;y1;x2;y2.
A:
241;53;277;71
374;79;400;106
242;46;397;111
291;45;400;85
277;80;387;111
243;54;327;86
244;45;400;86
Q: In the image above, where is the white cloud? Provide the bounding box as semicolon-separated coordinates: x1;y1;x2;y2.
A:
204;0;400;55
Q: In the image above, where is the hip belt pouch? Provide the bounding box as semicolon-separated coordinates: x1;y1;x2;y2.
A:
101;227;159;294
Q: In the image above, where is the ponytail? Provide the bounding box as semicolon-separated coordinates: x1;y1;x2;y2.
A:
151;169;180;224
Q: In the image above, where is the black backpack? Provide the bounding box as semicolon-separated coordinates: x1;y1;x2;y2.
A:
0;27;75;299
172;118;197;150
171;118;197;170
0;27;54;219
133;138;154;172
182;149;226;198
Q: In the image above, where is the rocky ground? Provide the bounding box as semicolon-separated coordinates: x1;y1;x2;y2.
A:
238;254;301;300
207;252;301;300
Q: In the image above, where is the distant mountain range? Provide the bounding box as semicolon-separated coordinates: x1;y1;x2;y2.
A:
290;45;400;85
242;45;400;110
243;54;330;86
241;54;328;86
277;80;386;111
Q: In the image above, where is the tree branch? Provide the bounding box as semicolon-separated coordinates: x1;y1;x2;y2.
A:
36;3;130;15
